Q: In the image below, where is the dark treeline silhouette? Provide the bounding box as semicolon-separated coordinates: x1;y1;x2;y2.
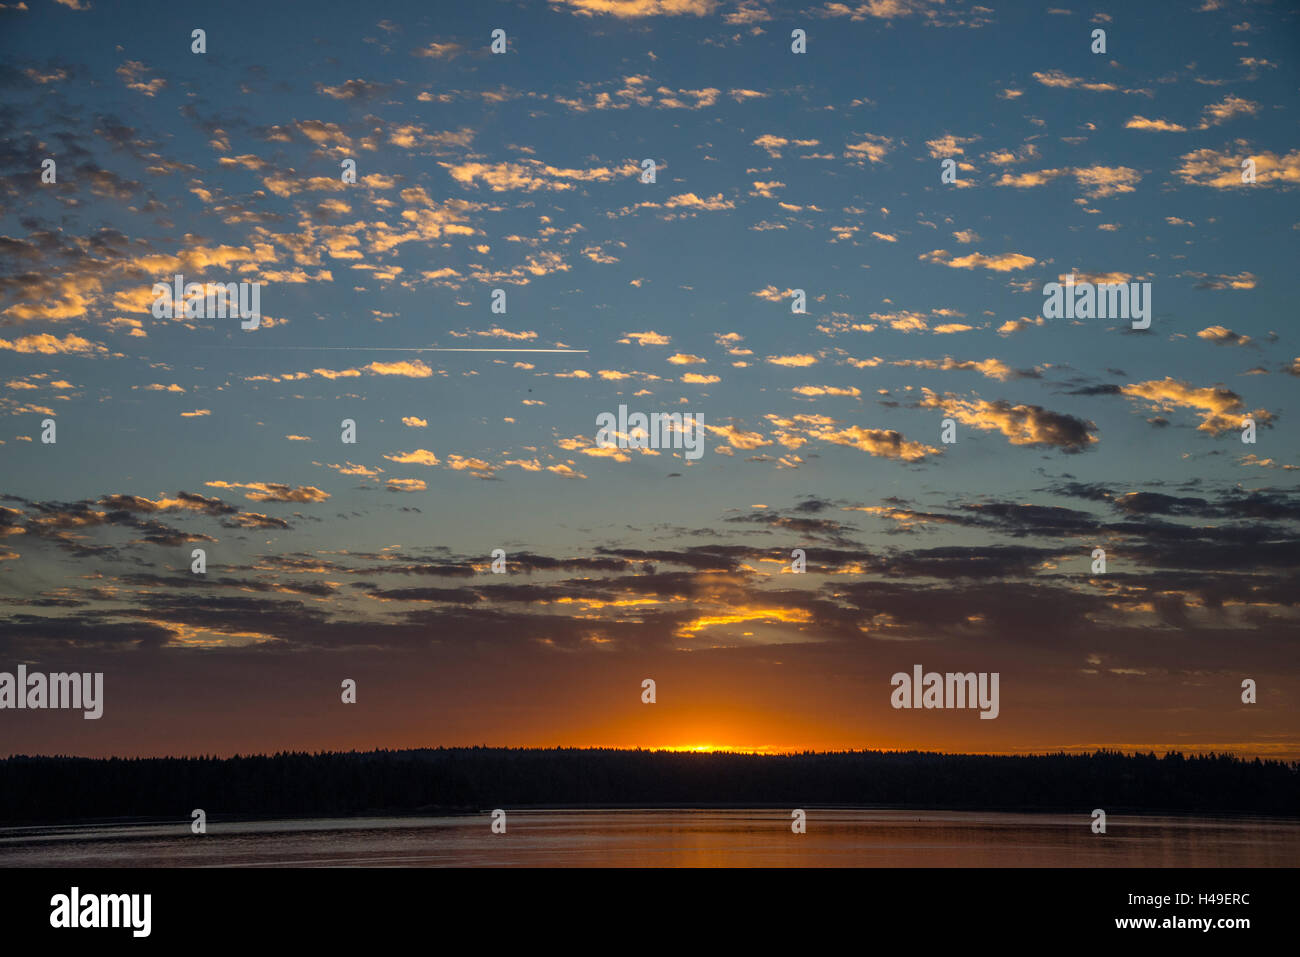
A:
1;748;1297;824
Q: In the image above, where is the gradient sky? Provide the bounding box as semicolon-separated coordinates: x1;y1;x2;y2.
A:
1;0;1297;759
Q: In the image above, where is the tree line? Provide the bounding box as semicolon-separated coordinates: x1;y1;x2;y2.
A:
1;747;1296;824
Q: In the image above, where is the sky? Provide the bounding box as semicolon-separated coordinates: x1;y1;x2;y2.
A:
0;0;1297;760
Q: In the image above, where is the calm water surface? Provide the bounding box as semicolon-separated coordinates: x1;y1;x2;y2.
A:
1;810;1296;867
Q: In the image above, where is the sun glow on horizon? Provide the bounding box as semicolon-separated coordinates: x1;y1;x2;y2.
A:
654;743;779;755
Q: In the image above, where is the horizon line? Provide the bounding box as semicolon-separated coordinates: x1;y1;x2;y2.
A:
4;745;1292;763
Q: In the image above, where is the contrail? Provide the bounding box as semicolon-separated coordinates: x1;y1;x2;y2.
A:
205;345;588;353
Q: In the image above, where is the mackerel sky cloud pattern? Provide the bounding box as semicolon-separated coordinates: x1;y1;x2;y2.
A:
0;0;1296;760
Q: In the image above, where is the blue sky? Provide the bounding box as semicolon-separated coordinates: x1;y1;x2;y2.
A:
1;0;1297;758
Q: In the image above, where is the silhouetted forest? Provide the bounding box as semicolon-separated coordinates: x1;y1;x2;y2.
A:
1;748;1296;824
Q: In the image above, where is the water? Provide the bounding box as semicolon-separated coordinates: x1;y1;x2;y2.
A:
1;809;1295;867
